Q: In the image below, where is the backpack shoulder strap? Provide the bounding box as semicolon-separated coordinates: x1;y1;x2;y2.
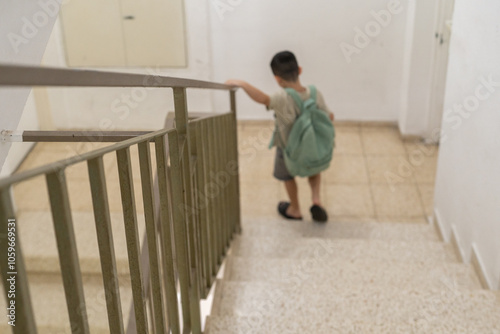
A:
308;85;317;102
284;88;304;110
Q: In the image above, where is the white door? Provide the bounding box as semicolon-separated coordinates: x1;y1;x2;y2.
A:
425;0;456;143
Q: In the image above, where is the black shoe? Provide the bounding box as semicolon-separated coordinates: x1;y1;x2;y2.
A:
310;205;328;223
277;202;303;220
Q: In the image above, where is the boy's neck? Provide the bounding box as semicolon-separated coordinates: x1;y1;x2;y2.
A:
282;79;306;92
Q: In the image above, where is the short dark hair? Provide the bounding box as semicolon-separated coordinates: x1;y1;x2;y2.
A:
270;51;299;82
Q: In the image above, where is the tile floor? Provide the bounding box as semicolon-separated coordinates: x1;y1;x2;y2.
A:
237;121;439;223
10;121;439;224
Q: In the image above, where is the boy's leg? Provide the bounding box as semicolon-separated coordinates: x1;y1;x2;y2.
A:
308;173;322;206
308;173;328;222
284;178;301;218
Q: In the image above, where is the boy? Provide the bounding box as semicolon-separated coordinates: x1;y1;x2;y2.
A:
226;51;334;222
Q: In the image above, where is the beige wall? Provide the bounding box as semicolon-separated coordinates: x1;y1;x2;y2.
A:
44;0;216;131
60;0;187;67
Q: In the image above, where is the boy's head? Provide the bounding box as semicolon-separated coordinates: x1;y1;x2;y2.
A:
270;51;301;84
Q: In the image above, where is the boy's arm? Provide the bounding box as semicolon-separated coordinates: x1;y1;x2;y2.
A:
316;89;334;122
225;79;270;106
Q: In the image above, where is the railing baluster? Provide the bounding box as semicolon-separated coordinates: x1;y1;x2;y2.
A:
224;115;233;244
138;141;167;334
216;117;228;255
117;148;149;334
205;118;219;276
231;117;240;234
173;87;202;334
230;91;242;234
189;122;205;298
193;121;212;296
46;170;90;334
211;117;220;263
0;187;37;334
209;117;223;265
202;120;216;281
220;116;229;249
88;156;125;334
225;114;235;237
188;122;201;297
198;120;213;290
168;130;192;331
195;161;206;298
154;135;181;334
223;116;231;247
224;115;233;241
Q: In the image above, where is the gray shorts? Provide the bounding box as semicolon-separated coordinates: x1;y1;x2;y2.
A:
273;147;294;181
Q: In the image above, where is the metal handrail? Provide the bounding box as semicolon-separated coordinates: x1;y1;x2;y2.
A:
0;64;241;334
0;64;233;90
0;129;172;188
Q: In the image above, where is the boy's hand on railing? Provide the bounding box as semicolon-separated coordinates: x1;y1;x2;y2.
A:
225;79;244;87
225;79;270;106
329;112;335;122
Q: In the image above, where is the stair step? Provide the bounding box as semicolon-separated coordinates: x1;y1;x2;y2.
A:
231;236;457;263
0;273;132;333
208;282;500;333
223;257;481;288
17;211;145;276
207;308;500;334
240;218;439;241
212;280;496;317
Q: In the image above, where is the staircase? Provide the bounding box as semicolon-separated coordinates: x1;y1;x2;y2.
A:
205;218;500;333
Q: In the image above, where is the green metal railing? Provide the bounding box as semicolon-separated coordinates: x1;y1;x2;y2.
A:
0;64;241;334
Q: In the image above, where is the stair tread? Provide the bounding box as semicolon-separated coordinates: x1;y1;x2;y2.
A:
17;211;144;275
241;218;439;241
211;218;497;333
0;273;132;331
207;312;500;334
231;236;457;263
224;256;480;287
213;280;497;317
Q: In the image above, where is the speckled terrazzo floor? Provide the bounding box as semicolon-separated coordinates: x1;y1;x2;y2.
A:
209;282;500;329
206;221;500;333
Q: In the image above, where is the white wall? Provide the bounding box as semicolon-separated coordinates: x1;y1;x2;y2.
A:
434;0;500;290
399;0;439;136
0;92;40;178
0;0;61;175
42;0;426;126
1;0;446;162
209;0;408;121
45;0;219;131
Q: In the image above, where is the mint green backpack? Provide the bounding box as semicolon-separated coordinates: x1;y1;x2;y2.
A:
270;86;335;177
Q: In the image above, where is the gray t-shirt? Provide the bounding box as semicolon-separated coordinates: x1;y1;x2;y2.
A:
268;86;331;148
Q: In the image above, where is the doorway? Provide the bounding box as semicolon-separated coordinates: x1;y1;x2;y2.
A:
425;0;456;143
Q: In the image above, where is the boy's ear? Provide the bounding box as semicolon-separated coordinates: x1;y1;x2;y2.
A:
298;66;302;75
